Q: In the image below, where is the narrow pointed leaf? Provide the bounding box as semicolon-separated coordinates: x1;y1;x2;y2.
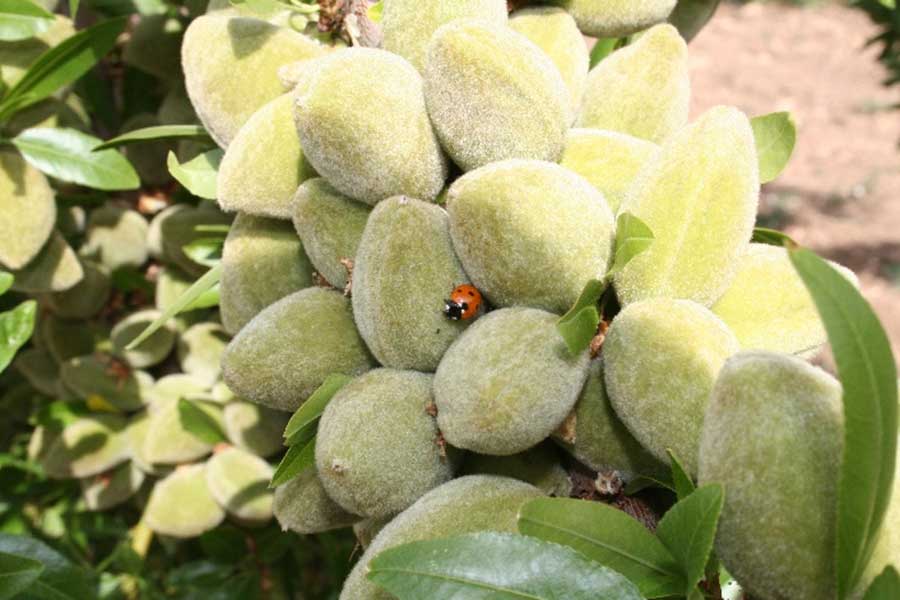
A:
93;125;212;151
667;449;696;501
11;128;139;190
656;484;724;596
0;0;53;42
752;227;796;248
789;248;898;599
0;17;127;119
283;374;352;442
368;532;643;600
125;263;221;350
611;212;655;275
518;497;685;598
270;435;315;488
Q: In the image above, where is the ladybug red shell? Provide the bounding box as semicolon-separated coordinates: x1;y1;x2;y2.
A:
443;284;483;321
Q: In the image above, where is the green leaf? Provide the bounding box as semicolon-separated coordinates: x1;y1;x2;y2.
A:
668;0;721;42
589;38;619;68
177;398;226;445
0;534;95;600
611;212;655;276
93;125;212;151
623;475;675;495
557;306;600;357
0;272;13;296
183;283;220;310
0;0;53;42
789;248;898;599
557;279;605;355
0;17;127;120
125;263;222;350
0;550;43;600
368;532;643;600
751;112;796;183
182;237;224;268
283;374;352;443
0;300;36;374
270;434;316;488
11;127;139;190
167;149;222;200
863;566;900;600
518;497;685;598
69;0;79;18
655;484;724;597
752;226;797;248
667;449;696;501
367;0;383;22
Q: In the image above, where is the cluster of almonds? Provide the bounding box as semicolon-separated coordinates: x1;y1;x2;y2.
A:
2;0;897;599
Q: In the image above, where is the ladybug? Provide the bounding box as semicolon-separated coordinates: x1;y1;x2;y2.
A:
444;284;483;321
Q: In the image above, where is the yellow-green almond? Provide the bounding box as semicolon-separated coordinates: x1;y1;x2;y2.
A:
81;462;146;511
80;206;149;272
221;287;375;412
698;352;843;600
424;20;571;171
111;310;177;369
122;15;184;83
382;0;508;72
273;469;361;535
555;0;677;38
205;446;274;522
223;401;289;458
177;322;230;386
125;411;161;475
352;197;469;371
60;355;153;411
39;315;102;363
448;159;614;313
220;213;314;335
434;307;591;456
290;178;371;289
10;231;83;293
510;7;589;116
604;299;739;477
560;128;659;214
316;369;457;518
142;399;224;465
145;464;225;538
554;361;667;482
156;203;232;277
339;475;543;600
294;47;447;204
44;261;110;320
578;24;689;143
0;150;55;269
15;348;60;396
615;106;759;306
462;443;572;496
217;94;316;219
713;243;859;356
182;15;325;147
40;414;130;479
145;373;209;410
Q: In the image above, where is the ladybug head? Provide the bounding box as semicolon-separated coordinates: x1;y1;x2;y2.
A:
443;299;467;321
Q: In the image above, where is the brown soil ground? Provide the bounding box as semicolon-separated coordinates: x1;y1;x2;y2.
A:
689;1;900;355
